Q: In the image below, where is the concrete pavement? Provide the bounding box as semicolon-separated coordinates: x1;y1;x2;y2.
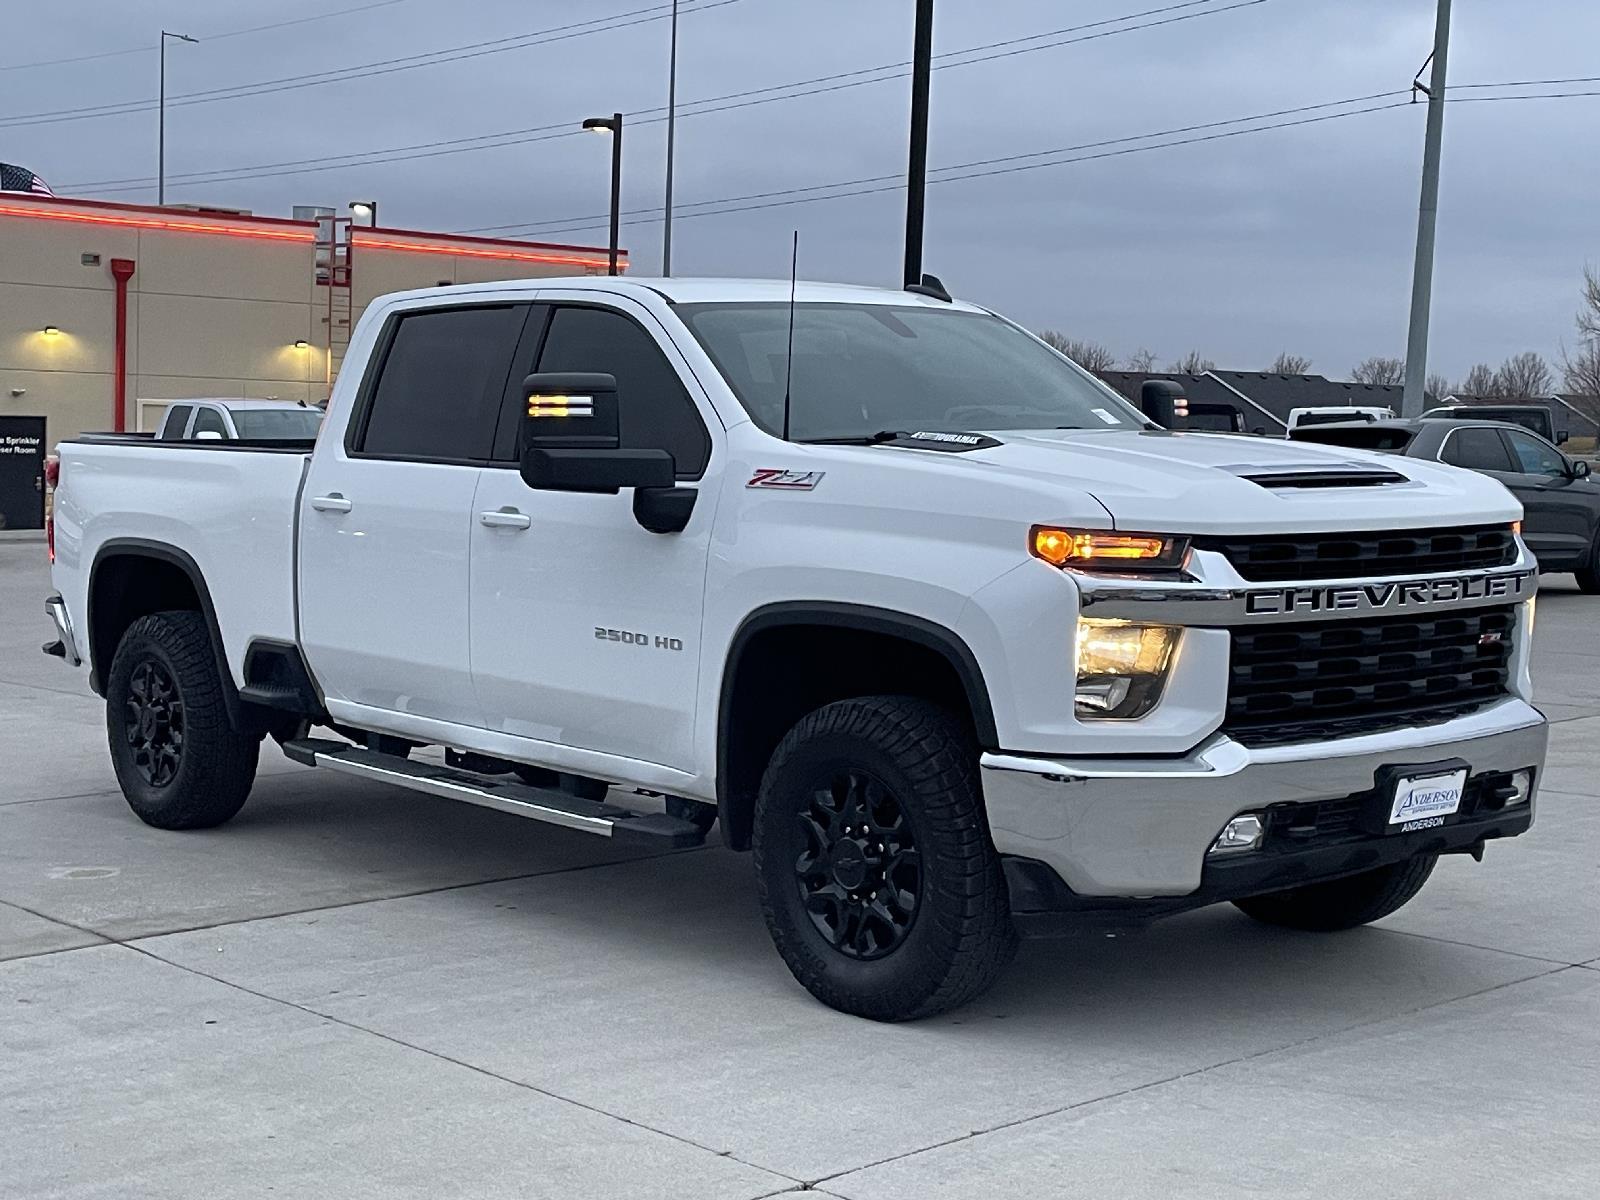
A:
3;544;1596;1198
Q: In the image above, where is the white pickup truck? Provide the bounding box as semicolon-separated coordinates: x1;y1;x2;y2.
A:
44;276;1548;1020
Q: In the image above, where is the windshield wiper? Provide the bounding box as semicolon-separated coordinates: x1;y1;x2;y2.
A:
797;430;909;445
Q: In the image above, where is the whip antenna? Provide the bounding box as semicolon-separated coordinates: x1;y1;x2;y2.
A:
781;229;798;441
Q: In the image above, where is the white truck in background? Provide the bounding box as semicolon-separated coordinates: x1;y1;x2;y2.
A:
44;276;1547;1020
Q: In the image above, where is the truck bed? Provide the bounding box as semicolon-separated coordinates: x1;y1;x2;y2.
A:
51;437;309;687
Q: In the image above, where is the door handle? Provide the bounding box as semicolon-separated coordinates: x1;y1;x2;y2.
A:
310;493;353;513
479;507;532;530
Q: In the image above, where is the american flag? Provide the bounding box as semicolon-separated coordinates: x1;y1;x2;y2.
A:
0;162;54;196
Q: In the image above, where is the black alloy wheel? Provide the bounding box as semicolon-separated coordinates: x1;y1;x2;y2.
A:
124;659;184;787
794;769;921;960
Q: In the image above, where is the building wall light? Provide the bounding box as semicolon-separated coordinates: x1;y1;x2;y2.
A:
292;339;310;349
42;325;61;336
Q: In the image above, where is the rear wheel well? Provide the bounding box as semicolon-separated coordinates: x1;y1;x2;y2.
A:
88;545;242;726
717;609;994;851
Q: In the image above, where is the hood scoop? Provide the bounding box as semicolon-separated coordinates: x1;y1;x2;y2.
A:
1228;460;1409;490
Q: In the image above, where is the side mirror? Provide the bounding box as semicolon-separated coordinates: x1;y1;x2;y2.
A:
1557;430;1570;445
1139;380;1189;428
1572;459;1591;479
519;372;674;494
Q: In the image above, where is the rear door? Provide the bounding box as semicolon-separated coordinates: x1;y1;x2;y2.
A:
1502;429;1594;562
299;301;530;727
468;295;719;770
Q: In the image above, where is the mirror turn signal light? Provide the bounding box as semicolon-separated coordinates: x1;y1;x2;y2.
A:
1031;527;1188;571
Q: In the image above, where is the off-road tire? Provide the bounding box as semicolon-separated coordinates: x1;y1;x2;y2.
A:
106;611;260;830
1232;853;1439;932
753;696;1016;1021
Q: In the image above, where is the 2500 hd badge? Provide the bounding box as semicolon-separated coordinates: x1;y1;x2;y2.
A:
1245;570;1533;616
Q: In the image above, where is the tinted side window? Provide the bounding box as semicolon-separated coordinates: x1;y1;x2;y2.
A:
191;408;228;437
1442;428;1514;472
536;306;710;477
161;405;193;436
360;305;526;462
1506;430;1566;477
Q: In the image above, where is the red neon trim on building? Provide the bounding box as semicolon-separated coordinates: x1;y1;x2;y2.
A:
352;233;623;271
356;223;615;256
0;203;316;242
0;193;317;227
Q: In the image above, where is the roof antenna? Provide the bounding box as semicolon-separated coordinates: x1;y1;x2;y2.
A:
781;229;799;442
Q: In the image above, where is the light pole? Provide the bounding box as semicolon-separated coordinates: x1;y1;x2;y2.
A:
582;113;624;276
349;200;379;228
662;0;679;276
903;0;934;288
1402;0;1453;416
158;31;198;206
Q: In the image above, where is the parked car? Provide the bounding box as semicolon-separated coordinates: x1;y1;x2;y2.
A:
1423;403;1566;445
44;276;1546;1020
154;398;323;442
1292;417;1599;590
1285;405;1394;434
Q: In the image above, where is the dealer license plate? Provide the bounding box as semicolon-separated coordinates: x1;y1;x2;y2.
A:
1389;769;1467;830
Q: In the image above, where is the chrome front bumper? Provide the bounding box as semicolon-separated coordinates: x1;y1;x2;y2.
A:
981;698;1548;897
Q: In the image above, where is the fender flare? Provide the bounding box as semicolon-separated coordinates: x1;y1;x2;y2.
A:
715;601;999;842
88;538;243;726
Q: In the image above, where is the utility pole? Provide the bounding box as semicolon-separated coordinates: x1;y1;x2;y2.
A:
158;31;198;205
902;0;934;288
662;0;679;276
1401;0;1453;416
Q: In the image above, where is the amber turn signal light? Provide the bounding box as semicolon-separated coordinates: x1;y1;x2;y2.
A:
1031;527;1188;571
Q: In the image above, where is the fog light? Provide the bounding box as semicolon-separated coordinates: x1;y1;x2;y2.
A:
1075;619;1178;719
1505;769;1534;807
1209;813;1266;855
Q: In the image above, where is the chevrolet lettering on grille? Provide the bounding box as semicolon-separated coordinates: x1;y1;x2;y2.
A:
1244;570;1534;617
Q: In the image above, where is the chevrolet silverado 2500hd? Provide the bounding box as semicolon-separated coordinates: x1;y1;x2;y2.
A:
44;277;1548;1021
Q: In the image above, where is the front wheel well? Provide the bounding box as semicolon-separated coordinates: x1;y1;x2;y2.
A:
716;608;995;851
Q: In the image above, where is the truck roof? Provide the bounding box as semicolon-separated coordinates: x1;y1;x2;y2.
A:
377;276;991;313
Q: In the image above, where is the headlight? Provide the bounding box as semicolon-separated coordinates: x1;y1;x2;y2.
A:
1031;527;1189;573
1075;618;1178;719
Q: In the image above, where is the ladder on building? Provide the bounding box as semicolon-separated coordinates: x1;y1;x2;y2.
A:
314;215;354;392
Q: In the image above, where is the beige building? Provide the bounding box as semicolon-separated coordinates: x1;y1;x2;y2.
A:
0;193;625;449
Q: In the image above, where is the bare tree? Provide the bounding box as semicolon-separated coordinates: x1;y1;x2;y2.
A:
1268;352;1313;375
1038;331;1118;373
1458;363;1498;397
1124;347;1157;372
1560;266;1600;404
1425;373;1451;401
1167;349;1215;375
1492;351;1553;399
1350;356;1406;386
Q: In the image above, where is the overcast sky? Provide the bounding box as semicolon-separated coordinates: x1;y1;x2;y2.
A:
4;0;1596;382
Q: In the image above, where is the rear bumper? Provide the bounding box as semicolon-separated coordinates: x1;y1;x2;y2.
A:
981;698;1548;900
43;594;81;666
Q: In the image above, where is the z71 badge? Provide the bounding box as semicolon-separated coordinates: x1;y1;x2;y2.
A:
747;468;824;490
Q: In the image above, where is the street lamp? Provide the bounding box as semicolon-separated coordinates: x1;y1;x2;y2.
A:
158;31;199;206
582;113;623;276
349;200;379;228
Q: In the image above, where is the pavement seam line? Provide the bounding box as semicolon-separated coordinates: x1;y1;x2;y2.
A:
113;940;802;1190
1369;924;1587;967
808;963;1576;1189
0;897;111;960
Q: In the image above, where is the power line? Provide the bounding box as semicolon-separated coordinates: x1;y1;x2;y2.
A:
61;0;1273;192
0;0;421;73
516;89;1600;239
0;0;746;130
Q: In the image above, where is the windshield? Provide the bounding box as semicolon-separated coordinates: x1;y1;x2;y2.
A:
228;408;324;440
676;302;1144;441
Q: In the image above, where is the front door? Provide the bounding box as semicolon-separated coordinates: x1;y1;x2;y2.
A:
1500;429;1595;563
0;416;47;531
469;295;719;772
299;301;530;727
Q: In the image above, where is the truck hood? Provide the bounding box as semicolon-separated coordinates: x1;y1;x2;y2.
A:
884;429;1521;535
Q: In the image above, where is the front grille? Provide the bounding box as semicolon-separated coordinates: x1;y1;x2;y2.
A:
1225;606;1515;746
1196;524;1516;582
